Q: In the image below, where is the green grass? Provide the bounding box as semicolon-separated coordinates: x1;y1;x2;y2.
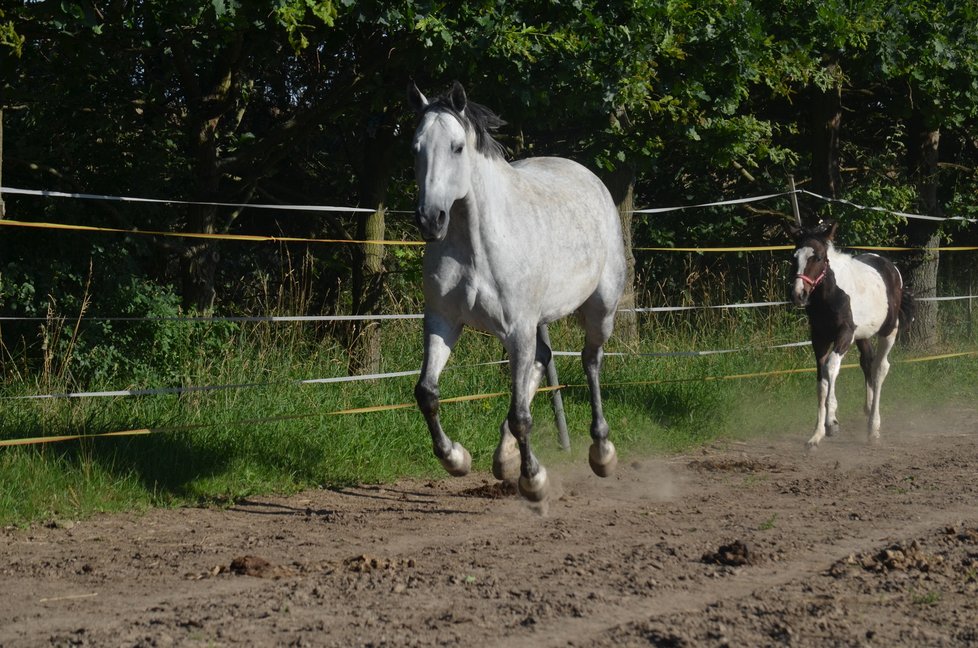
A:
1;300;976;527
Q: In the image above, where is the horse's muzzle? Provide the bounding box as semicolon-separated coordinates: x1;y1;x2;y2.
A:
791;281;810;307
415;208;449;242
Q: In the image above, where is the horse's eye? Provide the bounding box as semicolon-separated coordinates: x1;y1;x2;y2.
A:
453;143;464;154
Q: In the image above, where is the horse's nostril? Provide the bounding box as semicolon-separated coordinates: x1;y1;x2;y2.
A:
438;210;446;226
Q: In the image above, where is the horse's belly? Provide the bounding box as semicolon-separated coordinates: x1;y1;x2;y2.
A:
845;277;889;340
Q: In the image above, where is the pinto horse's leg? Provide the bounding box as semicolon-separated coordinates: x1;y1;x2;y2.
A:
492;325;550;483
415;316;470;476
807;337;834;448
503;326;550;502
868;330;896;442
856;339;875;416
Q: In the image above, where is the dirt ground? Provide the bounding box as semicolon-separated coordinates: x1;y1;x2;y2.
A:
3;404;978;647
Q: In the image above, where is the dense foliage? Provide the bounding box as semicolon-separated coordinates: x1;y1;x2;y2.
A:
1;0;976;377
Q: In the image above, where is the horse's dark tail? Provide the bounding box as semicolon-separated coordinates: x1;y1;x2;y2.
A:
899;288;916;329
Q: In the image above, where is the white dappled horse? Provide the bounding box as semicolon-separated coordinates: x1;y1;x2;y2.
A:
408;81;626;502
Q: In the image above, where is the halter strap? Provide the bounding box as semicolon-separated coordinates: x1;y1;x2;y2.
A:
796;266;827;288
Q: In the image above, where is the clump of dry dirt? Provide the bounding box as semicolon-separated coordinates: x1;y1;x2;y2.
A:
702;540;756;567
1;406;976;647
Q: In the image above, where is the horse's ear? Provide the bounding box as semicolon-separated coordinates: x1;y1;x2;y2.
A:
449;81;467;113
826;221;838;241
812;219;836;240
407;81;429;114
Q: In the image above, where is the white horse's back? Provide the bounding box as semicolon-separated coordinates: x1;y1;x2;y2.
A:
503;157;624;322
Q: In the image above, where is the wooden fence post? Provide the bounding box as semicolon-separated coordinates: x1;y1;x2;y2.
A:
788;175;801;226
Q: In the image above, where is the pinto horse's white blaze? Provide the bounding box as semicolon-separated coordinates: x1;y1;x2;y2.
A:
408;82;626;503
787;221;914;449
792;246;816;304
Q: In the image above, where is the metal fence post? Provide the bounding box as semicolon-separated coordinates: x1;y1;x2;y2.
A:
538;323;570;450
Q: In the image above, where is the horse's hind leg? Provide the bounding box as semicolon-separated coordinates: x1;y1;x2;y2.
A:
579;303;618;477
492;325;550;483
415;316;470;476
856;339;875;416
867;330;896;441
504;326;551;501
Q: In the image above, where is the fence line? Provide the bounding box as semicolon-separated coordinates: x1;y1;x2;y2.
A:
3;350;974;449
5;215;976;251
6;185;975;224
0;295;972;324
0;186;379;213
2;340;814;401
1;184;975;442
0;218;423;246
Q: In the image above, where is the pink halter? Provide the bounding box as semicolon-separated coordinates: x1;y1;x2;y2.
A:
796;266;827;288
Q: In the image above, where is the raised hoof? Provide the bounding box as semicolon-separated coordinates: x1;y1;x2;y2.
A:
826;421;840;437
518;467;549;503
588;441;618;478
438;442;472;477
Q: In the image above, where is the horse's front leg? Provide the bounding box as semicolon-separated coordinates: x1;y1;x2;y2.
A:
504;328;550;502
807;338;834;449
415;316;469;476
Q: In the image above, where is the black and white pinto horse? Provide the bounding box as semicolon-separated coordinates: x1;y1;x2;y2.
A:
789;221;914;448
408;81;626;502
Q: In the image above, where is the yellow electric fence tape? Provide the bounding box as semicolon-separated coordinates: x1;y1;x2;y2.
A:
0;218;424;247
4;219;976;252
1;354;974;448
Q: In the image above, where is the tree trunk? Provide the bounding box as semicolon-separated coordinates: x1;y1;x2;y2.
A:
810;63;843;202
347;120;393;375
602;165;639;347
180;205;219;313
181;121;221;313
348;204;386;375
904;113;942;349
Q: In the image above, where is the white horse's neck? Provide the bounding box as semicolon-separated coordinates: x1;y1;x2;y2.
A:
450;153;514;252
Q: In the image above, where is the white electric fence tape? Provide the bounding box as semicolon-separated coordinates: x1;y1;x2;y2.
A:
0;186;377;213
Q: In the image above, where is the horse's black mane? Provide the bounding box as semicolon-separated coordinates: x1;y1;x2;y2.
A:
425;95;508;160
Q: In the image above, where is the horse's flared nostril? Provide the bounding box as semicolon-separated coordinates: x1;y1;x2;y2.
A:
437;210;447;228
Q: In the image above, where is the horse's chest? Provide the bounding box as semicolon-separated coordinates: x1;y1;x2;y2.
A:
425;260;508;326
